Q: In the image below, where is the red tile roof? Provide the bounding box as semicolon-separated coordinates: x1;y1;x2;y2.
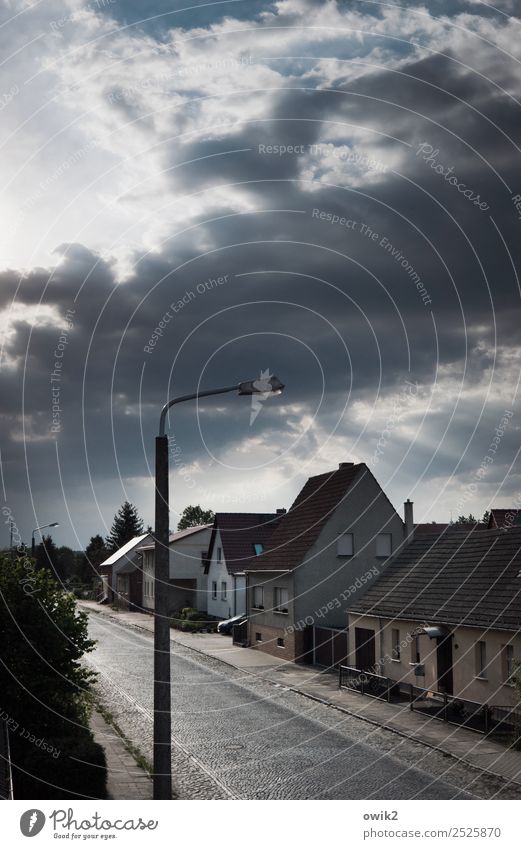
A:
245;463;367;573
488;509;521;529
205;513;282;575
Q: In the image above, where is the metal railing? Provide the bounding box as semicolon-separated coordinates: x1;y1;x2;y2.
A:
410;686;489;733
339;667;521;737
339;665;395;702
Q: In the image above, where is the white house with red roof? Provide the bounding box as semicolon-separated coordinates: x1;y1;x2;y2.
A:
138;524;212;613
204;512;285;620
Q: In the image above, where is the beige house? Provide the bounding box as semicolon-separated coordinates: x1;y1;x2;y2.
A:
347;526;521;708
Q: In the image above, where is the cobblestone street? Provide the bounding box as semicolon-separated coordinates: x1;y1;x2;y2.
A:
86;613;519;800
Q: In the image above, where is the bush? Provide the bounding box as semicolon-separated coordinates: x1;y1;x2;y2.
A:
11;729;107;799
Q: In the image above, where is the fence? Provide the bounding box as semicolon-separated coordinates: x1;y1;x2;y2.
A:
410;686;490;733
339;665;396;702
339;665;521;737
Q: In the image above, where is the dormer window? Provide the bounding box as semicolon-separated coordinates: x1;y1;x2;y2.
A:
254;543;264;556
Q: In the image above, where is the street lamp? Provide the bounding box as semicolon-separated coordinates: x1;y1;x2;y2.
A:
31;522;60;557
153;375;285;799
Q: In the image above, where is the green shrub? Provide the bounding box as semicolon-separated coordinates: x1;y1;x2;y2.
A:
11;729;107;799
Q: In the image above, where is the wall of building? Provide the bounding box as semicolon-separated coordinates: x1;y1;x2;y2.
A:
247;572;296;657
140;527;211;613
451;626;521;707
294;469;405;628
206;531;233;619
169;528;211;612
249;622;308;663
347;613;521;707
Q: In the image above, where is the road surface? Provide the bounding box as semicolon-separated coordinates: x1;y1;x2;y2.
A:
87;613;489;800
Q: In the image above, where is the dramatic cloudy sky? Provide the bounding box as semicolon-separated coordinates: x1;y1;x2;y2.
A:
1;0;520;548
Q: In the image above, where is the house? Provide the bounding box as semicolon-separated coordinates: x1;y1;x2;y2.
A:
99;534;152;609
347;526;521;707
245;462;408;665
204;512;284;620
487;509;521;530
137;524;212;613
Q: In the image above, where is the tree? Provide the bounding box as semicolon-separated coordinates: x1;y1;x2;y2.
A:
34;534;59;575
178;505;214;530
0;554;106;797
455;514;478;524
105;501;144;552
78;534;109;584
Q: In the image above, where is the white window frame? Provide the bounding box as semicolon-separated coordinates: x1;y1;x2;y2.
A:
391;628;400;661
376;533;392;558
503;644;516;683
252;585;264;609
274;586;289;614
337;533;354;556
221;581;227;600
211;581;217;599
475;640;487;679
217;547;222;562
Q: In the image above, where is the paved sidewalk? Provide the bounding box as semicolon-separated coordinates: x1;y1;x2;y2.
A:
81;601;521;790
90;710;152;800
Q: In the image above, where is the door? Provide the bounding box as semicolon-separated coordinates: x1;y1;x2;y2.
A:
355;627;376;671
436;634;453;694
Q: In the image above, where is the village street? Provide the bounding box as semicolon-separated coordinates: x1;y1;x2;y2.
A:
86;612;503;801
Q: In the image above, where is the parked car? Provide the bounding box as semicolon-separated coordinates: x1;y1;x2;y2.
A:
217;614;247;635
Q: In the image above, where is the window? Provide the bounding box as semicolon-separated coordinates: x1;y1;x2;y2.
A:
252;585;264;609
503;644;516;683
392;628;400;661
221;581;227;600
256;632;262;642
337;533;354;556
211;581;217;599
277;638;285;648
253;543;264;556
274;586;289;613
475;640;487;678
410;635;420;664
217;547;222;562
376;533;392;557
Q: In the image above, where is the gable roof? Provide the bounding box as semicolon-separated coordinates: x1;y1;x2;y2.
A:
100;534;150;567
137;524;212;551
488;509;521;530
245;463;372;573
205;513;281;575
350;526;521;631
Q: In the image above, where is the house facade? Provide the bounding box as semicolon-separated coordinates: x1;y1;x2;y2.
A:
205;512;284;620
138;524;212;614
347;527;521;708
99;533;152;610
245;462;408;664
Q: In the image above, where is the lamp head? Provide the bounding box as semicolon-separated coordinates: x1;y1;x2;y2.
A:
238;375;285;396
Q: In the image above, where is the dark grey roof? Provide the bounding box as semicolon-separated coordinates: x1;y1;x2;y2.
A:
350;527;521;631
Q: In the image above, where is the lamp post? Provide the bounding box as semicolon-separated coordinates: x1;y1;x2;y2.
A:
31;522;60;558
153;375;284;800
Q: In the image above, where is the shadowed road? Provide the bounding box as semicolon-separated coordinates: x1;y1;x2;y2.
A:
87;613;474;800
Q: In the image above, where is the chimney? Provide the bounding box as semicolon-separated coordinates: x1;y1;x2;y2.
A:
404;499;414;538
338;462;354;469
276;508;286;515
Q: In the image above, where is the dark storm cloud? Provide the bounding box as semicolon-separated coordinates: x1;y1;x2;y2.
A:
2;0;521;545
